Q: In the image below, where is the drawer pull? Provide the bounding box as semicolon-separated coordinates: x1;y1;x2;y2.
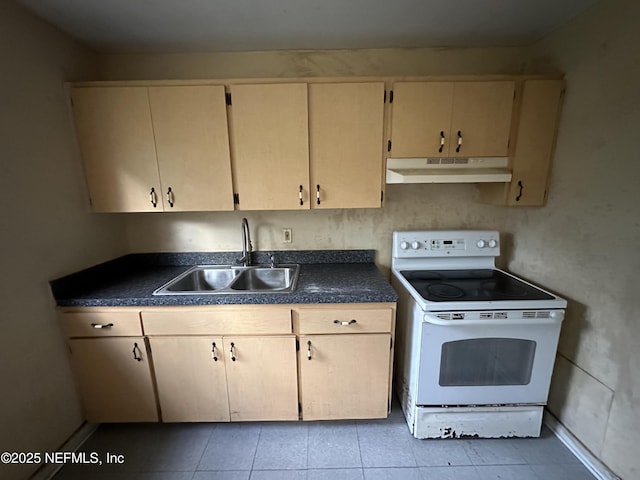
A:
333;319;357;326
132;342;142;362
230;342;236;362
211;342;218;362
91;323;114;329
307;340;312;360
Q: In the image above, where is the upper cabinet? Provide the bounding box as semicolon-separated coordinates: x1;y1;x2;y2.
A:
71;87;162;212
389;81;516;158
228;83;310;210
148;86;234;212
71;85;234;212
229;82;386;210
69;76;562;211
478;79;564;206
308;82;385;209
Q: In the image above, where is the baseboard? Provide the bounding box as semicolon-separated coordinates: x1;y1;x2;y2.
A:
543;410;621;480
30;422;99;480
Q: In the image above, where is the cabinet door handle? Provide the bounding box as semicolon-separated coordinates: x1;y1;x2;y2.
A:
149;187;158;207
333;319;357;326
316;184;321;205
90;323;113;329
299;185;304;206
211;342;218;362
456;130;463;153
166;187;174;208
230;342;236;362
307;340;312;360
516;181;524;202
438;131;445;153
132;342;142;362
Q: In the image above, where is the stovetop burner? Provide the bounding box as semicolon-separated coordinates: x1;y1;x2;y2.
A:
400;269;554;302
426;283;465;299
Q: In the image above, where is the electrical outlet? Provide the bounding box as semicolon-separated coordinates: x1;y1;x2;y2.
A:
282;228;292;244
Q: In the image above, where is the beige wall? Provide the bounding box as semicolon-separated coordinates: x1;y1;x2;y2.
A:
0;2;126;479
514;0;639;478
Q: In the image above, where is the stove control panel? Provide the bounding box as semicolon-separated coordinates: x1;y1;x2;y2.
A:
393;230;500;258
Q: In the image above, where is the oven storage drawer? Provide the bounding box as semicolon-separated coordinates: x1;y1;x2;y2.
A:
294;305;394;334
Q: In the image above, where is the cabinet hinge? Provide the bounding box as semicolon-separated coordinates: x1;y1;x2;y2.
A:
233;193;239;205
389;90;394;103
383;90;387;103
225;92;232;106
390;337;393;349
298;402;302;414
381;191;384;203
296;339;300;351
387;140;392;152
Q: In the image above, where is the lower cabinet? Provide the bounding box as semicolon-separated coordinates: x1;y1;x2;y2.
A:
148;336;230;422
149;335;299;422
299;333;392;420
68;337;158;422
295;304;396;420
60;302;396;423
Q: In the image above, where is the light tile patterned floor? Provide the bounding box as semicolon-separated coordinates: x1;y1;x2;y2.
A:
53;402;595;480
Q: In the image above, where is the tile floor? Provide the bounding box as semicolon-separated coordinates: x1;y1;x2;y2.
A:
53;403;596;480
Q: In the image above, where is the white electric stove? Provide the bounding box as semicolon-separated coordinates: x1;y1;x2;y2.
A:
391;230;566;439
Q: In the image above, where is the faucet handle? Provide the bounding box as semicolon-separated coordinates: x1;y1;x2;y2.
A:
269;253;276;268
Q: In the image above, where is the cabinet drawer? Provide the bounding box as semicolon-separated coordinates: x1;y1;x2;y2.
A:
60;311;142;338
295;306;393;334
142;306;292;335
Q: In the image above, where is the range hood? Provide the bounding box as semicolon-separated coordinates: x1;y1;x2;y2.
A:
386;157;512;184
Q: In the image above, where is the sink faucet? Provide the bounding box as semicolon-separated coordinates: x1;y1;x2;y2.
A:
238;218;252;267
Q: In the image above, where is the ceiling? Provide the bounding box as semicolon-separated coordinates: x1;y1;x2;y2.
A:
16;0;599;54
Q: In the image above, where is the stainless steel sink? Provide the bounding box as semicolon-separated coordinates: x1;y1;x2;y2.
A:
153;264;299;295
230;267;297;291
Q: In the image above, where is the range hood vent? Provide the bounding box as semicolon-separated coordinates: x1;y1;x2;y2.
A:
386;157;512;184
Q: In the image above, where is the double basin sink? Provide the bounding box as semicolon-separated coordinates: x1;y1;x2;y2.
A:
153;264;300;295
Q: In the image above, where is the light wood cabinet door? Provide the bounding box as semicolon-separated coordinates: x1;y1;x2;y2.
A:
389;81;515;158
71;87;163;212
149;336;230;422
299;333;391;420
148;86;234;211
68;337;158;422
389;82;454;158
223;336;298;421
309;82;385;208
229;83;310;210
450;81;515;157
478;79;564;206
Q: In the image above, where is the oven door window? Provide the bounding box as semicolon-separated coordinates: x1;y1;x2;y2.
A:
439;338;536;386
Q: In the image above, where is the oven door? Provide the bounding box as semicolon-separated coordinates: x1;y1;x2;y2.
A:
417;312;563;406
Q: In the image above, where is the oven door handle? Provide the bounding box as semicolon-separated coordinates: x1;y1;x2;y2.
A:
423;313;563;326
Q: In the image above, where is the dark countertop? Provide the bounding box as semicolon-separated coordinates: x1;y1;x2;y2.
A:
50;250;398;307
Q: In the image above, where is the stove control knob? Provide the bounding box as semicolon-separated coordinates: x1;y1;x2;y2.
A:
411;241;420;250
488;239;498;248
476;240;486;249
400;241;409;250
